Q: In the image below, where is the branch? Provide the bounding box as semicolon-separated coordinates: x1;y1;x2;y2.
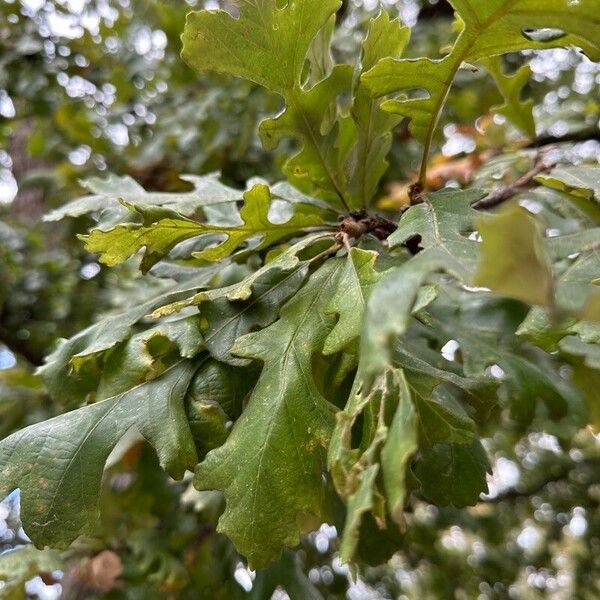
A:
472;159;556;210
337;210;398;241
482;457;600;503
527;127;600;148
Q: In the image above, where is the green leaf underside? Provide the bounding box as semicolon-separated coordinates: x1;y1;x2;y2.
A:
332;367;436;562
324;247;382;355
38;269;217;405
360;187;594;382
536;166;600;222
517;227;600;366
332;369;417;562
431;291;579;424
363;0;600;179
151;232;334;317
328;375;375;497
194;260;345;568
80;184;325;272
560;335;600;370
360;188;485;378
394;338;484;445
43;172;242;224
537;165;600;201
518;228;600;333
0;360;197;548
381;370;418;523
339;464;380;563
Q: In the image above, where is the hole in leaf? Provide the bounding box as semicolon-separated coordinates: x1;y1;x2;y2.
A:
404;234;423;255
402;88;431;101
458;223;476;239
201;232;229;249
441;339;460;362
521;28;566;43
545;228;561;238
484;364;505;380
268;199;293;224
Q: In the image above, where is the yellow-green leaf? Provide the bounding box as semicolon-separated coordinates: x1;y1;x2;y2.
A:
80;184;324;272
473;205;554;306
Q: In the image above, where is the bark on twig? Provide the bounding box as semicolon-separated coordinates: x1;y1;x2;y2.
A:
337;210;398;241
472;159;556;210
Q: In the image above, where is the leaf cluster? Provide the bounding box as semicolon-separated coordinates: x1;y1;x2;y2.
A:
1;0;600;575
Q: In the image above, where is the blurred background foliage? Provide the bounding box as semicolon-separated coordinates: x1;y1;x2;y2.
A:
1;0;600;598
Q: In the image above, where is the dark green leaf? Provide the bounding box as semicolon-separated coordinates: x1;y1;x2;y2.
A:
0;360;197;548
413;439;490;507
194;261;344;568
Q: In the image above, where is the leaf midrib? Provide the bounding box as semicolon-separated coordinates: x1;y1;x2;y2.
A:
418;0;521;184
35;360;187;528
246;263;341;554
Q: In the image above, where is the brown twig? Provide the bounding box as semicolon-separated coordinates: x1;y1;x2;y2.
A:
310;241;343;263
408;181;426;205
472;159;557;210
337;211;398;241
